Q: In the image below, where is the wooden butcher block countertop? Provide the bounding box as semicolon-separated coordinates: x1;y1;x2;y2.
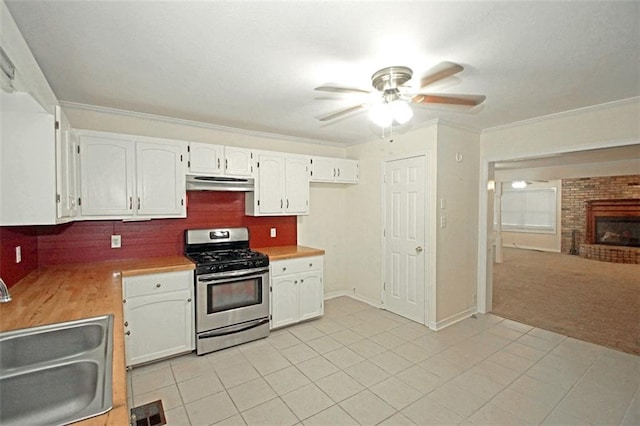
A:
255;245;325;261
0;256;195;426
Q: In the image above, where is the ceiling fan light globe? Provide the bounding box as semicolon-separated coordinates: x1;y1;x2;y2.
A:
369;102;393;127
390;100;413;124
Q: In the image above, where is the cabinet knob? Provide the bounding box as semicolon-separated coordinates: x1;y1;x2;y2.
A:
156;283;161;288
309;263;313;267
300;279;304;283
282;267;287;272
294;280;298;284
187;298;192;302
125;331;131;336
124;321;128;327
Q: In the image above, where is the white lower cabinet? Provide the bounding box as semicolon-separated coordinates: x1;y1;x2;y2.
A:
122;270;194;366
270;256;323;329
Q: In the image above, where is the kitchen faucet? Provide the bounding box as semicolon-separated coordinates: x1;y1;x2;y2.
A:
0;278;11;302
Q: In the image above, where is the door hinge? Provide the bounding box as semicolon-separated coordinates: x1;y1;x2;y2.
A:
257;161;260;168
257;200;260;206
383;282;386;290
188;160;190;168
181;198;184;206
55;121;60;130
180;154;183;162
187;145;191;153
269;286;272;292
77;145;80;154
56;194;61;203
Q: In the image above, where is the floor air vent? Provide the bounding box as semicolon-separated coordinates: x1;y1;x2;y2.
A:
131;399;166;426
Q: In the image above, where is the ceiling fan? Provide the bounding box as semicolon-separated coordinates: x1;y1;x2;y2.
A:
315;62;486;127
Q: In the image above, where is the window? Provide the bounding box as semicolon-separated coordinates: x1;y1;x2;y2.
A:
500;188;557;233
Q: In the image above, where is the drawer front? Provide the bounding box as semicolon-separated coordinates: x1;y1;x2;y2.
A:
124;270;193;298
270;256;323;277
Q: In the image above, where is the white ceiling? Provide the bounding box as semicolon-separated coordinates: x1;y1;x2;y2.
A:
5;1;640;146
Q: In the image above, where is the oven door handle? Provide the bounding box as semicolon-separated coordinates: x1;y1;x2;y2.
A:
198;318;270;339
198;267;270;282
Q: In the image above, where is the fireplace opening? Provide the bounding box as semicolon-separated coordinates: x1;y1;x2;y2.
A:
595;216;640;247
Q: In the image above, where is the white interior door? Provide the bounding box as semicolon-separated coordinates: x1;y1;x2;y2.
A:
383;155;426;323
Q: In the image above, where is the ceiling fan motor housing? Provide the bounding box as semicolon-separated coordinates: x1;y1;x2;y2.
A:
371;66;413;91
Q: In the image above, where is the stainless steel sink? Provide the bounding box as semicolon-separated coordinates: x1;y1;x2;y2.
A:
0;315;114;426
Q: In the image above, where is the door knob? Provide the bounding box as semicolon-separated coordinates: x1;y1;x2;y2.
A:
416;246;423;252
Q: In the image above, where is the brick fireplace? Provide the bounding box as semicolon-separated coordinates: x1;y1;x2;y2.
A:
580;198;640;263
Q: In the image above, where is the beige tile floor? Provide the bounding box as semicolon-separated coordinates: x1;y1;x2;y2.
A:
129;296;640;425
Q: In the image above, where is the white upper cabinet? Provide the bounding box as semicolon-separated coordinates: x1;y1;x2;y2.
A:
246;152;309;216
55;106;80;221
78;131;186;219
187;142;253;177
136;140;186;216
187;142;224;175
224;146;254;176
0;91;59;225
310;156;359;183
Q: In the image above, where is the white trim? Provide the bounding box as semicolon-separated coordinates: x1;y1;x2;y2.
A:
502;244;560;253
431;307;478;331
60;101;347;148
324;291;381;308
483;97;640;134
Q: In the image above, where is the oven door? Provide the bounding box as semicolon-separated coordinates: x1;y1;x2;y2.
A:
195;267;269;333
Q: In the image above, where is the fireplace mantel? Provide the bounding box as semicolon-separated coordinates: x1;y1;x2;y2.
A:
585;199;640;245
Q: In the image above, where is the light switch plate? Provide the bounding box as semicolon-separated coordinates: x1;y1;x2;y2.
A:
270;228;277;238
15;246;21;263
111;235;121;248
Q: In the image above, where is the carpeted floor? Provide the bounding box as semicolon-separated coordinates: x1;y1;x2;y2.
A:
492;247;640;355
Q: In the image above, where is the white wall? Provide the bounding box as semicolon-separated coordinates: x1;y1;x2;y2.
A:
434;124;480;324
477;98;640;313
0;1;57;111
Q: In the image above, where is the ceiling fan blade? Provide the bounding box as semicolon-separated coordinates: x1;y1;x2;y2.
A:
318;104;366;121
411;94;486;107
315;86;371;94
420;62;464;88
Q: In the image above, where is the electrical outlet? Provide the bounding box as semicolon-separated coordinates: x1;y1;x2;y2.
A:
270;228;277;238
15;246;21;263
111;235;121;249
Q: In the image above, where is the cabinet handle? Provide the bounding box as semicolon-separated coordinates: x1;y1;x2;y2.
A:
217;158;221;169
337;168;341;177
286;199;289;209
125;331;131;336
280;199;283;208
129;197;132;210
124;321;128;327
137;197;141;210
225;159;228;169
187;298;192;302
156;283;161;288
333;168;337;177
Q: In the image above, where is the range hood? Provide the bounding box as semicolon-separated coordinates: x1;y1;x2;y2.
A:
186;175;254;191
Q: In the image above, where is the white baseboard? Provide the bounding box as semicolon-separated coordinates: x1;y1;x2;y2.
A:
430;307;478;331
503;244;560;253
324;291;381;308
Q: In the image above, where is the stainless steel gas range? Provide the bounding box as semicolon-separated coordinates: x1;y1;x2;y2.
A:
184;227;270;355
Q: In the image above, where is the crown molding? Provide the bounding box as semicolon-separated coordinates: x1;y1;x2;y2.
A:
482;97;640;134
58;101;348;148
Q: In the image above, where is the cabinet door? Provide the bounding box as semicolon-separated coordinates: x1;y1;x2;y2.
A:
80;135;135;216
56;107;79;220
285;156;310;214
270;275;298;329
256;153;284;214
309;157;336;182
188;142;223;175
224;147;253;176
123;290;193;366
298;271;324;322
335;159;359;183
136;140;186;217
